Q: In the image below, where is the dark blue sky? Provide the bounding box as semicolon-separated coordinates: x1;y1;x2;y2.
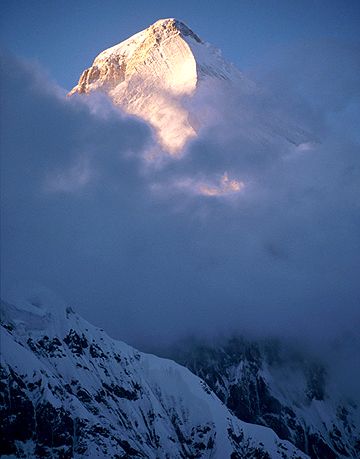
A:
1;0;359;89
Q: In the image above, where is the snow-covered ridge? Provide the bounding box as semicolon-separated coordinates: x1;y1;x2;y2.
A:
1;293;307;458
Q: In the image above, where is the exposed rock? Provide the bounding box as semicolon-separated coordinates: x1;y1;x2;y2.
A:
170;337;360;459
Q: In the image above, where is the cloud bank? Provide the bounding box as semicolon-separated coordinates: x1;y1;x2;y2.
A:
1;43;359;362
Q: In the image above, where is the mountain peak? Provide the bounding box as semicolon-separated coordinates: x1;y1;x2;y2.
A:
150;18;203;43
69;20;307;154
69;19;241;152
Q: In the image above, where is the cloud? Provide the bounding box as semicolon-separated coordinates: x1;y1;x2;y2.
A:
1;42;359;376
153;172;245;197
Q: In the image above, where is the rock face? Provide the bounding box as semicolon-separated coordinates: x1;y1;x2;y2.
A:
0;294;307;458
69;18;308;154
170;337;360;459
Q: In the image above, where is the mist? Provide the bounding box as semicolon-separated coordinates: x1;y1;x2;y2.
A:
1;39;359;365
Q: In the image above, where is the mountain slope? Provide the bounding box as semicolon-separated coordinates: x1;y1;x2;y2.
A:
0;292;307;458
170;338;360;459
69;18;309;154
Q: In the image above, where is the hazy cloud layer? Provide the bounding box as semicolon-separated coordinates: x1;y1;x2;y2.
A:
1;42;359;366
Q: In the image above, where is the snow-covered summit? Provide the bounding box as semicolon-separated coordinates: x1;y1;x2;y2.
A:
69;18;312;155
69;18;252;153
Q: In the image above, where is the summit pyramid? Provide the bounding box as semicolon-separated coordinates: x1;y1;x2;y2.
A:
70;19;250;152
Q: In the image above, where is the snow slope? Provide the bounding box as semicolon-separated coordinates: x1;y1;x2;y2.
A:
0;292;307;458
